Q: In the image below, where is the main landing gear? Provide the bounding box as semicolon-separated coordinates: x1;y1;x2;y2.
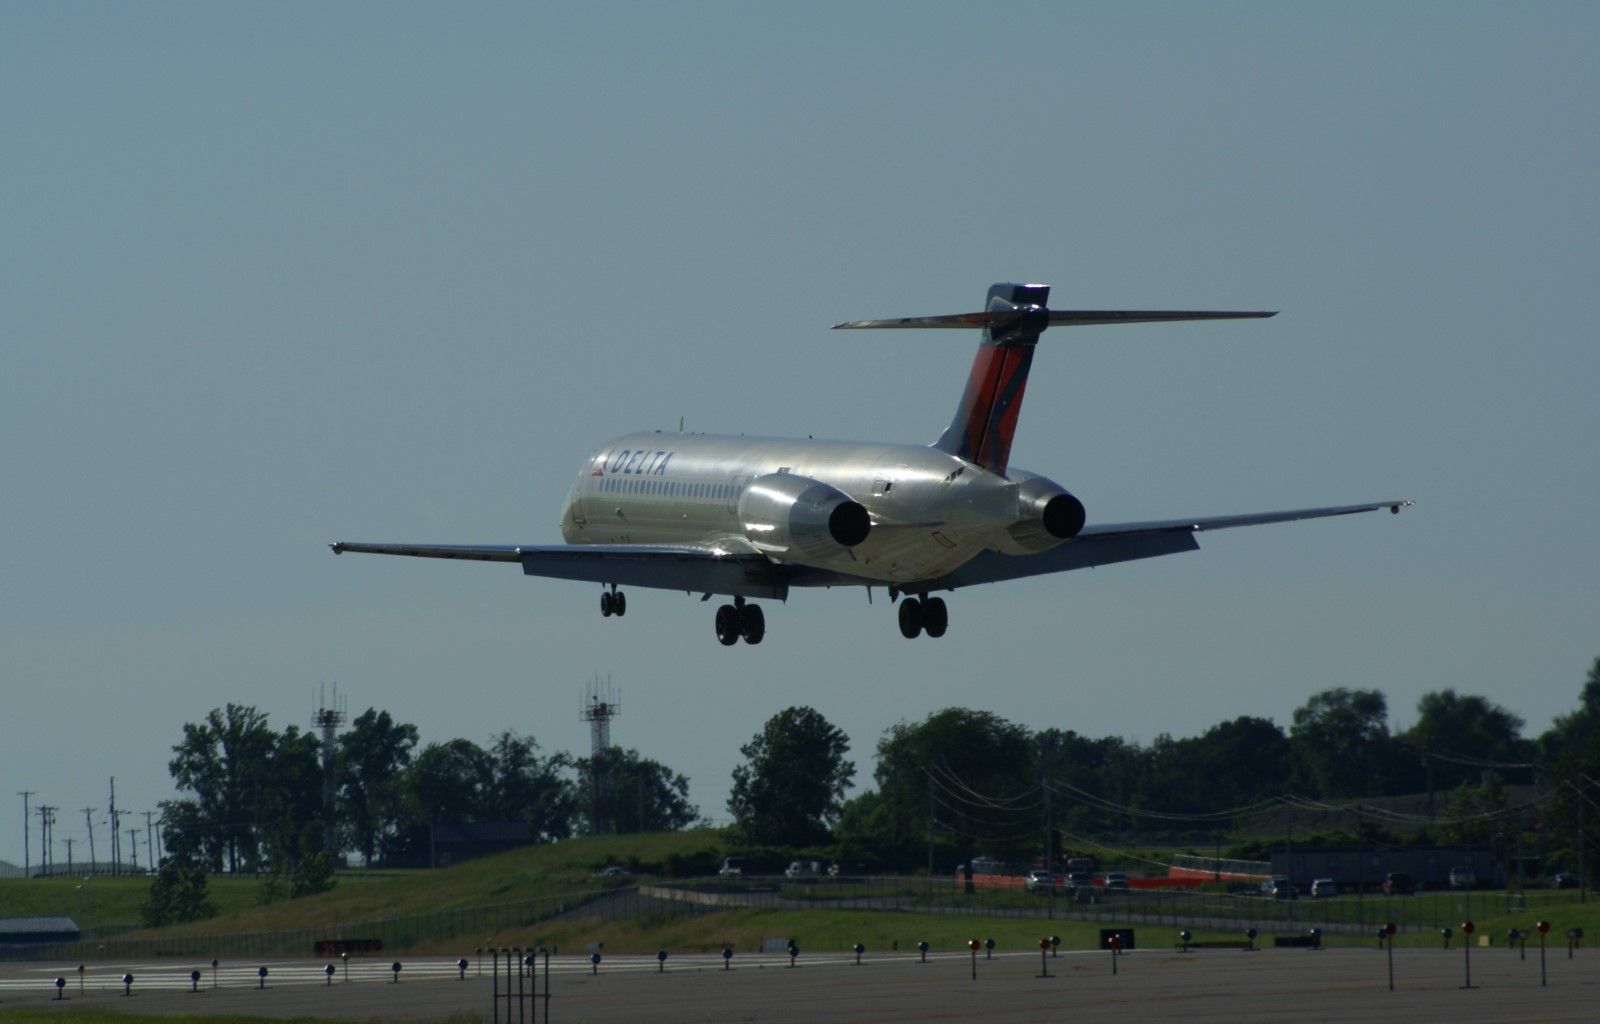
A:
714;597;765;646
600;586;627;617
895;594;948;639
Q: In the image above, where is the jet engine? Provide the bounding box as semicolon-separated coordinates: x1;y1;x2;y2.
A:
991;473;1086;554
738;473;871;560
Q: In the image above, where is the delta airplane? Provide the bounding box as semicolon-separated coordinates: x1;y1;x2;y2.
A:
332;283;1409;645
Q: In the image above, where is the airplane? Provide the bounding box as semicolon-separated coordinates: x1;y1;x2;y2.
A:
332;283;1409;645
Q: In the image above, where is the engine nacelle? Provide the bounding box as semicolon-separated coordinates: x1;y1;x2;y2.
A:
738;473;870;560
991;473;1086;554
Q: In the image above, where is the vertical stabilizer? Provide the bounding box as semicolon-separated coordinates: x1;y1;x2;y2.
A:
934;283;1050;476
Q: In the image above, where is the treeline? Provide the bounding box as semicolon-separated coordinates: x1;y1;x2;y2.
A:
821;657;1600;873
160;657;1600;878
160;707;699;874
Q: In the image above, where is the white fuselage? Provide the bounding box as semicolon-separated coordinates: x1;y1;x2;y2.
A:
560;431;1040;585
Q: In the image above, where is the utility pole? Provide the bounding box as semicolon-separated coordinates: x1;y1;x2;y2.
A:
144;811;157;869
127;828;139;872
108;778;118;876
1579;786;1586;906
65;837;74;875
1285;808;1295;924
82;808;98;875
1043;777;1055;920
17;791;34;877
38;805;55;876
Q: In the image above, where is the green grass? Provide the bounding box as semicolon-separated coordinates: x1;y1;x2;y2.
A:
0;831;728;945
136;830;724;941
12;832;1598;962
0;875;268;932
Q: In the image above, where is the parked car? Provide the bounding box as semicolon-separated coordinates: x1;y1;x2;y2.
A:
785;860;822;880
1266;876;1298;899
1448;866;1478;890
593;865;629;878
1310;878;1340;898
1101;872;1130;890
1066;871;1094;890
1549;872;1581;889
1382;872;1416;895
1024;869;1056;893
718;856;749;877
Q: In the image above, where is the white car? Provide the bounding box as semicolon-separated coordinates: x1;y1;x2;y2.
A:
1310;877;1339;898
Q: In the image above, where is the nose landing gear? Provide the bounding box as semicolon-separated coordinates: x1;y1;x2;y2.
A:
600;586;627;617
896;595;947;639
714;597;765;646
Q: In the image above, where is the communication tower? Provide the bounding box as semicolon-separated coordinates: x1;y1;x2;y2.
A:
581;678;621;833
313;684;347;858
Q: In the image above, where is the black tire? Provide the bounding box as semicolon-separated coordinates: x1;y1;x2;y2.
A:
739;603;765;645
714;604;739;646
898;597;923;639
600;591;613;617
614;591;626;616
923;597;948;638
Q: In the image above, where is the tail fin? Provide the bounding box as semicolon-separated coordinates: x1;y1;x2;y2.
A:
934;283;1049;475
832;283;1277;477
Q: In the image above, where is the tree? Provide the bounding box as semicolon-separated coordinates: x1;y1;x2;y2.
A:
1542;657;1600;759
1289;688;1396;798
729;707;854;846
1158;717;1292;812
485;731;578;841
168;704;301;873
339;708;419;866
255;725;323;871
576;747;699;834
1437;775;1510;846
139;860;216;927
1405;689;1531;789
868;708;1034;868
402;738;495;826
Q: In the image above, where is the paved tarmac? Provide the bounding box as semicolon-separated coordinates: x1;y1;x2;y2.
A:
2;943;1597;1022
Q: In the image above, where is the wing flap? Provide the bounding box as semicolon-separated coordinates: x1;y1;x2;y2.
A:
330;541;790;599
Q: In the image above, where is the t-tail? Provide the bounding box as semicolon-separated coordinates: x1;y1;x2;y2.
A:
833;283;1278;478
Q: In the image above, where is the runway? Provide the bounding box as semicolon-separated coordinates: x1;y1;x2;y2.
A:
2;943;1596;1022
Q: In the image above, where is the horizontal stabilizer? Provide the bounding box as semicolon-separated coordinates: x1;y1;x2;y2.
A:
833;309;1275;330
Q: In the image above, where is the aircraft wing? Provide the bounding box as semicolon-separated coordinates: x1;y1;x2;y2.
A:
329;541;790;599
928;500;1411;590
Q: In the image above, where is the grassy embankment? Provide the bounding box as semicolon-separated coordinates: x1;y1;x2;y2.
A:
6;831;1600;957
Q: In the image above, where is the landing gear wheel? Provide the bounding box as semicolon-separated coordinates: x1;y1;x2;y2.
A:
714;604;739;646
613;591;626;616
922;597;948;638
898;597;924;639
739;603;765;645
600;591;614;617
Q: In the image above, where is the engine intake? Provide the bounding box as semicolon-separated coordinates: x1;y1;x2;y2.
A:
739;473;871;560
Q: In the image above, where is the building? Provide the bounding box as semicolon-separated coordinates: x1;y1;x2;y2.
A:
1270;844;1500;891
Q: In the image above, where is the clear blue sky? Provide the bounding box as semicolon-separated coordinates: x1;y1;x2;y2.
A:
4;2;1597;869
